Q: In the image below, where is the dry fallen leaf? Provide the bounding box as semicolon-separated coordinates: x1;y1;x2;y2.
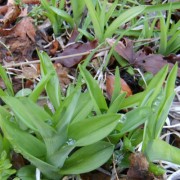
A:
54;63;71;89
107;38;180;77
0;17;36;62
0;4;21;28
107;38;134;63
22;67;39;79
13;17;36;42
56;40;98;67
50;40;59;56
68;28;80;43
106;74;132;100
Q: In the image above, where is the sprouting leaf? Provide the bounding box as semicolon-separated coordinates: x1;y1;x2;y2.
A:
50;7;74;27
71;92;93;123
29;71;54;102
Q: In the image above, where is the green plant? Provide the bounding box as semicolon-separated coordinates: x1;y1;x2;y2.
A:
41;0;74;36
138;6;180;55
83;0;180;42
142;65;180;162
0;52;122;179
70;0;85;26
28;5;46;26
0;65;14;96
0;151;16;180
158;10;180;55
84;0;146;42
113;64;180;174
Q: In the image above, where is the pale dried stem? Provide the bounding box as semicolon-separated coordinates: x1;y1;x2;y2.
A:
2;47;110;68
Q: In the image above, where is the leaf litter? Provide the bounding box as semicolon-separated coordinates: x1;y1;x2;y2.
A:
107;38;180;77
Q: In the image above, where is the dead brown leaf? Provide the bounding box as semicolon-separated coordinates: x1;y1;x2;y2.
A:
0;4;21;28
11;152;26;170
0;17;36;41
0;5;8;15
22;67;39;79
50;40;59;56
107;38;134;63
127;152;155;180
107;38;180;77
54;63;71;89
12;17;36;42
0;17;36;62
56;40;98;67
68;28;80;43
106;75;132;100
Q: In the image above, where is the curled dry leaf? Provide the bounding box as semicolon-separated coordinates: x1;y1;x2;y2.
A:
50;40;59;56
13;17;36;42
56;40;98;67
0;17;35;41
106;75;132;100
0;4;21;28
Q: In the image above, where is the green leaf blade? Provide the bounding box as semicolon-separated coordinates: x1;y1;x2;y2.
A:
79;65;108;114
105;6;146;38
68;114;121;146
145;139;180;165
60;141;114;174
38;51;62;110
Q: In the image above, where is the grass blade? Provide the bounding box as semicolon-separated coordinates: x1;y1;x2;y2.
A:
79;65;108;114
0;65;14;96
29;71;54;102
84;0;103;41
105;6;146;38
38;51;62;110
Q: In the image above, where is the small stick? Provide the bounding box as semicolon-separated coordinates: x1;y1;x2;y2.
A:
2;47;110;68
